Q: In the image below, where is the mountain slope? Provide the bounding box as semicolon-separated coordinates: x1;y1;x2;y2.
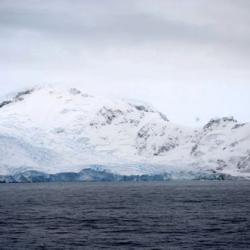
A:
0;86;249;178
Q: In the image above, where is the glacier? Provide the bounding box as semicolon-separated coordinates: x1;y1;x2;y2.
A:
0;168;238;183
0;85;250;181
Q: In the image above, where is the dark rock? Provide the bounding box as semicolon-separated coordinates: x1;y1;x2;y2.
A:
203;117;237;130
0;100;12;109
232;123;246;129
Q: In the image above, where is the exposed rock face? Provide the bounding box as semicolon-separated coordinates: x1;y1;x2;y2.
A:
0;85;250;178
0;89;34;109
237;151;250;171
203;117;237;130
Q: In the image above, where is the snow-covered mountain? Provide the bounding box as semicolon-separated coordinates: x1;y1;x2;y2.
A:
0;85;249;179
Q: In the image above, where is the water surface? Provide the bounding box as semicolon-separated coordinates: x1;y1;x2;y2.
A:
0;181;250;249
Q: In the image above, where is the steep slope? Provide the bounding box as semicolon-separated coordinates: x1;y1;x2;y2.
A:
191;117;250;176
0;86;187;175
0;85;249;178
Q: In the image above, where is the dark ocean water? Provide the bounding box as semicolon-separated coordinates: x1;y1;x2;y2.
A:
0;181;250;250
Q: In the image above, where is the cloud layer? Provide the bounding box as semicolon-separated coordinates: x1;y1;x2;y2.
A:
0;0;250;125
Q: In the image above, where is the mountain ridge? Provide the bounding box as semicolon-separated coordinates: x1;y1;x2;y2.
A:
0;85;249;178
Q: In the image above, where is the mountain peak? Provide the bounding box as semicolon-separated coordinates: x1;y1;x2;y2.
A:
203;116;237;130
0;85;249;178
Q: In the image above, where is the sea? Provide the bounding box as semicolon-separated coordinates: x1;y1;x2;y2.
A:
0;181;250;249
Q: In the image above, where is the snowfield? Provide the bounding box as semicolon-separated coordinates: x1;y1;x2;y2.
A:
0;85;250;180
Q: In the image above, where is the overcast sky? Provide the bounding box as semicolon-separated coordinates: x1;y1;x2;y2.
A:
0;0;250;126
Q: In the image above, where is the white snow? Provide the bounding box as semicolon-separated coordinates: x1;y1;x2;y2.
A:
0;85;250;177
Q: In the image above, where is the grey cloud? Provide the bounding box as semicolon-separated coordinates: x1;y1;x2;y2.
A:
0;0;250;125
0;0;248;49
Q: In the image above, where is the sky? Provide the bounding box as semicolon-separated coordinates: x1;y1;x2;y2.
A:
0;0;250;126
